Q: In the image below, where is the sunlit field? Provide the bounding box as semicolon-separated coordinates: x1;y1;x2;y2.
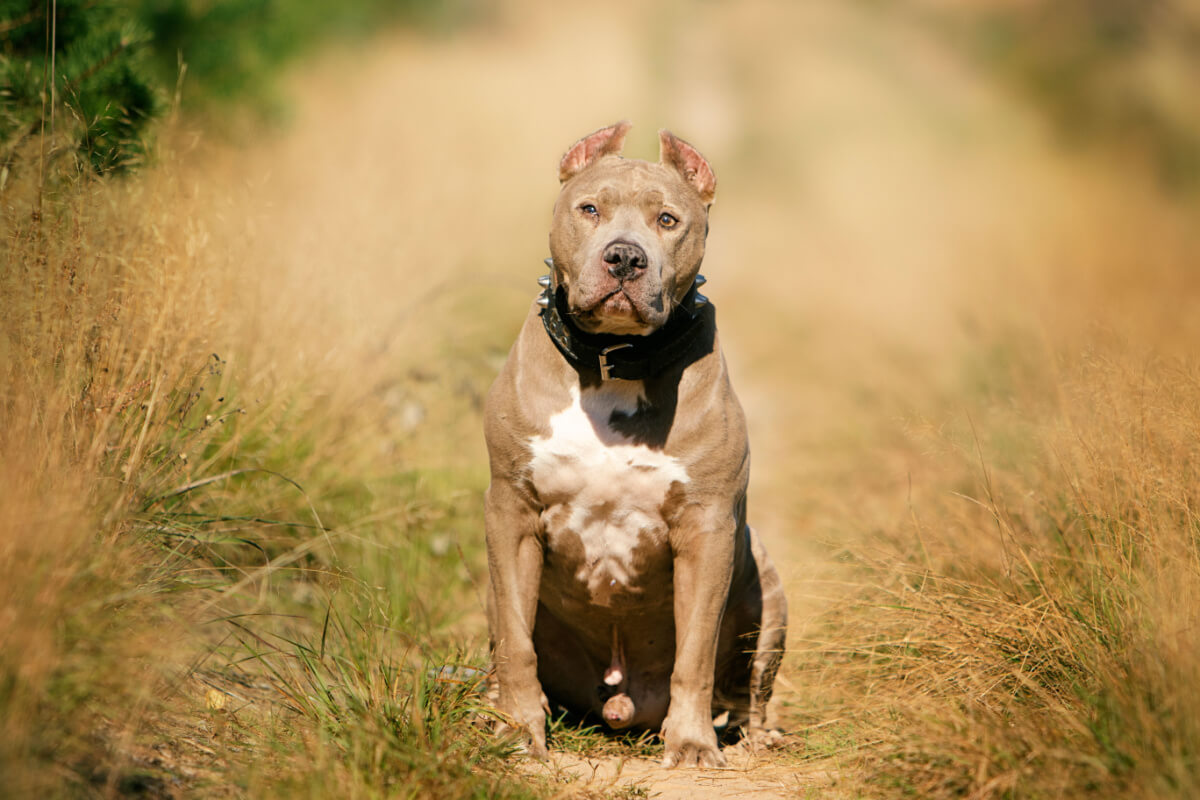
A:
3;1;1200;797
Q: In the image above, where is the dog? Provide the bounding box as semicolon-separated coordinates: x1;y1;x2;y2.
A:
484;121;786;768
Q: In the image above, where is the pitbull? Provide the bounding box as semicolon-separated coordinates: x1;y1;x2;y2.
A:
484;121;787;768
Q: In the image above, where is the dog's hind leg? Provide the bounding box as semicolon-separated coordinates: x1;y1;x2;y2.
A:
746;527;787;742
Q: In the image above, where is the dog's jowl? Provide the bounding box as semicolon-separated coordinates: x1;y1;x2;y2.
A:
484;121;787;768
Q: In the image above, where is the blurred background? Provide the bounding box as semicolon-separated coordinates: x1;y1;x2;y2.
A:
3;0;1200;797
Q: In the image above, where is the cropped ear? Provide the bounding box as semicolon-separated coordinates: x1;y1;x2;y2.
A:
658;130;716;206
559;121;633;183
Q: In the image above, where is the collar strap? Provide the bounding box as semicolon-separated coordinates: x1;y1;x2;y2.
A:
538;269;711;381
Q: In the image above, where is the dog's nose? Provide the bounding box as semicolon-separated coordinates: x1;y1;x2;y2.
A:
603;241;647;281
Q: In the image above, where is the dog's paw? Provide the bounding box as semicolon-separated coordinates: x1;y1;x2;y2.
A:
493;688;549;761
661;715;727;769
662;738;727;769
516;735;550;761
747;726;784;750
724;725;785;757
495;716;549;761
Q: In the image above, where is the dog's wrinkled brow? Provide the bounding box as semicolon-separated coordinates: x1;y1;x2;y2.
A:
592;185;667;210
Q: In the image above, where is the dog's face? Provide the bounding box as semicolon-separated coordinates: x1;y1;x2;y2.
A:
548;123;716;336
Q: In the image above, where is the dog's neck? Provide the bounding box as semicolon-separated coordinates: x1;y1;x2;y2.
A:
538;270;712;382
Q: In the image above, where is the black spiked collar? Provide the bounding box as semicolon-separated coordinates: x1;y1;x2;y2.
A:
537;261;712;381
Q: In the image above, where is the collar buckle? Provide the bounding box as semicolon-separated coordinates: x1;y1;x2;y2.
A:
598;343;634;380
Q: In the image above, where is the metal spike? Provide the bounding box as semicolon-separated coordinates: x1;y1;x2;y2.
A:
694;293;709;308
544;257;554;269
537;274;551;288
536;293;551;308
693;274;707;287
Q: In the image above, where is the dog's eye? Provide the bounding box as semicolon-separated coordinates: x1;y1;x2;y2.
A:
658;212;678;229
579;203;599;217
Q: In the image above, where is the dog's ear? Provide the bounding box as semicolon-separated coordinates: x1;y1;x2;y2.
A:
559;121;632;183
659;130;716;207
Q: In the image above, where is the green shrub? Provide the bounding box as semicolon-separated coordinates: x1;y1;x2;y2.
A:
1;0;449;178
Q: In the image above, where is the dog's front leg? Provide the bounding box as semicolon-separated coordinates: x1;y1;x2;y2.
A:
485;479;548;759
662;506;736;768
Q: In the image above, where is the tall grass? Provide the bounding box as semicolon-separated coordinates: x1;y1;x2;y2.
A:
0;145;552;796
790;206;1200;795
1;160;223;794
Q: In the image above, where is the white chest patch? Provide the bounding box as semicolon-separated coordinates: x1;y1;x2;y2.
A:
528;382;688;599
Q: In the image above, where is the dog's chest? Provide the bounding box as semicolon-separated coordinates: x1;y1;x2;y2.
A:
528;383;687;601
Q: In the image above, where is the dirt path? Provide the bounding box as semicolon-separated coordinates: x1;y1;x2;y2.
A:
191;1;1051;795
544;750;837;799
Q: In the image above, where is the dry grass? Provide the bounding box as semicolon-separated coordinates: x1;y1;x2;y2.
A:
0;140;542;796
4;1;1200;798
2;168;226;794
784;180;1200;795
800;348;1200;797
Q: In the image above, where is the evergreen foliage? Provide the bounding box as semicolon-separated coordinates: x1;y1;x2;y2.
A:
1;0;443;178
1;0;159;175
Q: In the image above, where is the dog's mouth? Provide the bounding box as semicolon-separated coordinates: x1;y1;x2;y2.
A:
595;289;640;317
570;288;655;333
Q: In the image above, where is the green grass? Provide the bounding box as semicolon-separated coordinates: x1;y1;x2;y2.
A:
545;713;663;761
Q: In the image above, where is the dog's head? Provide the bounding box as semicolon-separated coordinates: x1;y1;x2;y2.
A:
548;121;716;336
